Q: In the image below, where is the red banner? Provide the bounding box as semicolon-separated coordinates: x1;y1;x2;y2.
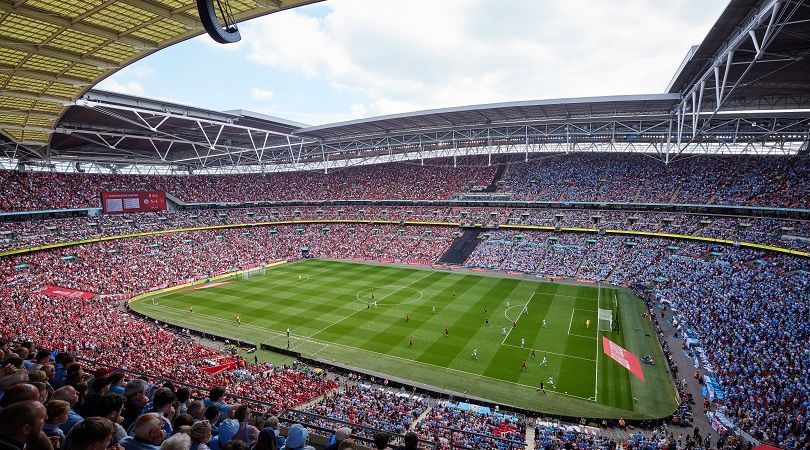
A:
200;357;238;375
40;285;95;299
102;191;166;214
602;336;645;381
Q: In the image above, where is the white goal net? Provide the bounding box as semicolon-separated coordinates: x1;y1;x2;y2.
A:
597;308;613;332
241;266;265;280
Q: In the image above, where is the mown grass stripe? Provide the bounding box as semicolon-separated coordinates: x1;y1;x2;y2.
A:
131;259;677;419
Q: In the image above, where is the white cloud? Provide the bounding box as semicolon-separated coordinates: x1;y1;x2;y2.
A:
95;79;145;96
128;65;156;78
95;64;155;96
239;0;728;119
250;87;275;101
349;103;366;119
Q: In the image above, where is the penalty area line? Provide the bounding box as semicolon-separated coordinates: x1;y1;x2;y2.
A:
500;344;596;362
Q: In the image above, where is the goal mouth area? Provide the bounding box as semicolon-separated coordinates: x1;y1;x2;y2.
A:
598;308;613;332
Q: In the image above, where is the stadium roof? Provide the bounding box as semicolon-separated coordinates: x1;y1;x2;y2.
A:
667;0;810;110
28;89;806;173
0;0;319;151
1;0;808;171
296;95;682;140
45;89;309;168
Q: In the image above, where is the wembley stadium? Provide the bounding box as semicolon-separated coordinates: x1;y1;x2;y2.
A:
0;1;808;450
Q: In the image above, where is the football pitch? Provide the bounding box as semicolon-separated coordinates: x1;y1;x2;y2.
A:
130;259;678;419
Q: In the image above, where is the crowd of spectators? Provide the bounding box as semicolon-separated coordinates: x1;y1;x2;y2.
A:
500;153;809;209
3;206;807;256
534;421;618;450
0;224;453;296
0;157;497;211
0;336;342;450
283;382;532;450
413;401;526;449
639;252;808;448
2;154;808;212
303;384;429;437
468;229;809;448
0;214;807;448
1;152;809;449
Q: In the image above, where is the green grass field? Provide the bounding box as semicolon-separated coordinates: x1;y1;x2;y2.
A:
130;259;677;419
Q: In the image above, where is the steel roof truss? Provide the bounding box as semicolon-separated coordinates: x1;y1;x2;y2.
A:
675;0;802;156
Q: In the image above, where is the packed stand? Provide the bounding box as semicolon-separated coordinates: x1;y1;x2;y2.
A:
0;337;343;450
3;206;808;256
499;153;809;208
414;400;527;449
3;154;809;213
467;229;809;448
534;420;618;450
302;384;428;436
0;156;497;211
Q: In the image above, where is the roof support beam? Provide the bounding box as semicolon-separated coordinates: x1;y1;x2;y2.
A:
85;99;300;138
0;38;118;69
0;2;158;49
0;89;73;104
0;110;59;120
0;67;92;86
253;0;283;9
0;123;53;132
117;0;200;29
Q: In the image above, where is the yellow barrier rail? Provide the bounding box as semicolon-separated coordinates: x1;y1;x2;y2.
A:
2;220;807;259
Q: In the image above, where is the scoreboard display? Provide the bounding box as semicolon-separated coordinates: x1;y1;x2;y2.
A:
102;191;167;214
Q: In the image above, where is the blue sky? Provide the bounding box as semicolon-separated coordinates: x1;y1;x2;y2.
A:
98;0;729;126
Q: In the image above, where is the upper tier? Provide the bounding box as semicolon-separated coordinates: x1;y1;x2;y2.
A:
2;154;808;212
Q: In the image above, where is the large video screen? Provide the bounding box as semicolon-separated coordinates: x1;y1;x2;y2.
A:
102;191;166;214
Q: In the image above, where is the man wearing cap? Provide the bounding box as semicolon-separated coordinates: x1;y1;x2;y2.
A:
93;368;114;381
326;427;351;450
209;419;239;450
284;424;314;450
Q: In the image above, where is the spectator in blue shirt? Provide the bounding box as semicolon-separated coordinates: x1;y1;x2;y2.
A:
52;386;83;435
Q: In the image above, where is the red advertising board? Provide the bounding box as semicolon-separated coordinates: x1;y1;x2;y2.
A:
102;191;166;214
40;285;95;299
602;336;645;381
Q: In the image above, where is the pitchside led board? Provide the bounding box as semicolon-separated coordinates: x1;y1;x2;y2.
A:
102;191;167;214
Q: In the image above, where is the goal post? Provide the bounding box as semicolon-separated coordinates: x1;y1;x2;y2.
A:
597;308;613;333
241;266;265;280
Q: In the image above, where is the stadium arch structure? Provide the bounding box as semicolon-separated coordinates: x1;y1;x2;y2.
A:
0;0;321;153
0;0;808;174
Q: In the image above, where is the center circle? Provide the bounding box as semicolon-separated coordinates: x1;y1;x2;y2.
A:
356;286;424;306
